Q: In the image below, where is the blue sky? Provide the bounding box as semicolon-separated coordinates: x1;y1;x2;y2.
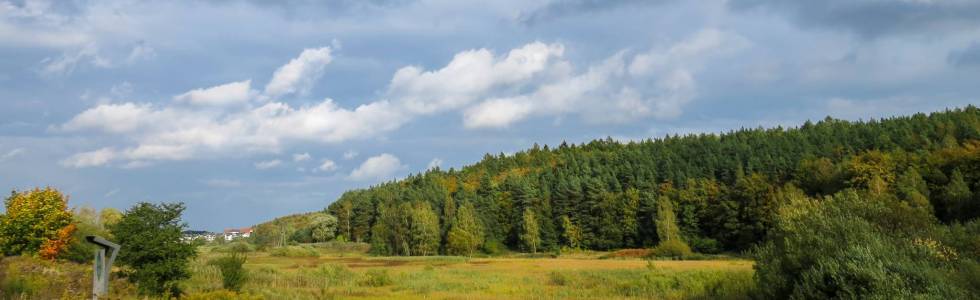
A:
1;0;978;231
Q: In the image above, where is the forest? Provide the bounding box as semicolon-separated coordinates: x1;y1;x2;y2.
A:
327;106;980;255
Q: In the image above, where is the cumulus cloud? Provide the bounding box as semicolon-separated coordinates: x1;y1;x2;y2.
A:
387;42;565;114
59;102;160;133
463;97;533;129
293;152;311;162
174;80;256;106
264;47;333;98
60;36;741;167
461;29;747;128
349;153;404;181
728;0;980;38
61;147;116;168
254;159;282;170
58;46;411;167
317;159;338;172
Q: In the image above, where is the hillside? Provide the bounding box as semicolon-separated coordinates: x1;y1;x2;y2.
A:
325;106;980;255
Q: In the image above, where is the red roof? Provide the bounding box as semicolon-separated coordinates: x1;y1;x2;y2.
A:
223;227;253;234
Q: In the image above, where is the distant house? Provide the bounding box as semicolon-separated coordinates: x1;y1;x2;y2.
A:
181;230;217;243
223;227;253;241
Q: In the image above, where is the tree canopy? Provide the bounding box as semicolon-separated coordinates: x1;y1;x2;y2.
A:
328;106;980;255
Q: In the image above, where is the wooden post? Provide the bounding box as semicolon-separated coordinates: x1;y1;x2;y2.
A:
86;236;120;300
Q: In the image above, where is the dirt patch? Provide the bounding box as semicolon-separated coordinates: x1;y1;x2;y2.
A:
346;260;410;268
601;249;652;259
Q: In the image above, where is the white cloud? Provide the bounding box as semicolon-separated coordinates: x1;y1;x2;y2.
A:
293;152;311;162
317;159;338;172
264;47;333;98
59;102;159;133
59;98;408;167
38;43;112;77
254;159;282;170
388;42;565;114
343;150;358;160
0;148;24;162
59;36;746;167
426;158;443;170
61;147;116;168
174;80;256;106
463;97;534;129
349;153;404;181
460;29;748;128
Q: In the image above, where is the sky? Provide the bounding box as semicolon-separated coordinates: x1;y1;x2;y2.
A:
1;0;979;231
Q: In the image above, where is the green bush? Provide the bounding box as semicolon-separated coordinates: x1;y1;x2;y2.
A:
648;239;693;259
212;241;256;253
754;191;968;299
109;202;196;297
360;269;393;287
209;253;248;292
269;245;319;258
687;236;722;254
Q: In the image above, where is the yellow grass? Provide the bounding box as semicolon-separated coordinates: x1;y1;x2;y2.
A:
186;246;756;300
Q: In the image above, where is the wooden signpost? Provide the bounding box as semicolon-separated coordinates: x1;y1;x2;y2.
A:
86;236;120;300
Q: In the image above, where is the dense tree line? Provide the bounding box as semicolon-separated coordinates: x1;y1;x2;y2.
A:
251;211;338;247
327;106;980;255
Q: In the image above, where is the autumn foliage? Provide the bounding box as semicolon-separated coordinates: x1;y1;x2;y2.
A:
0;187;75;259
39;223;76;259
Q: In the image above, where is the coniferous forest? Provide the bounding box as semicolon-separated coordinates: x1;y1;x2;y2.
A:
320;106;980;297
328;106;980;255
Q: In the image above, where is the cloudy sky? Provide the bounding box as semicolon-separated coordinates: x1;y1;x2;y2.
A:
1;0;978;230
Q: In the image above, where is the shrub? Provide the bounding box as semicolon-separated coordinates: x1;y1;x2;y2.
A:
109;202;197;297
754;191;968;299
209;253;248;292
269;245;319;258
311;241;370;254
212;241;256;253
648;239;692;259
360;269;393;287
687;236;722;254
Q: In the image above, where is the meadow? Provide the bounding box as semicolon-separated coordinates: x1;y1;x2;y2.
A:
182;243;755;300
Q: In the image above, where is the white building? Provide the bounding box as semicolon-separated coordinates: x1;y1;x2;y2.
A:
223;227;253;241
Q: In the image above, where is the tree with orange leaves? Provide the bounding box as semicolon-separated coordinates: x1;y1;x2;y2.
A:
0;187;75;258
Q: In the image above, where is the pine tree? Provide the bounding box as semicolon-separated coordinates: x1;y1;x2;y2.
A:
942;169;973;221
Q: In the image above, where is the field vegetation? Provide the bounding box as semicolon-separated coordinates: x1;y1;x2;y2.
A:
183;245;755;300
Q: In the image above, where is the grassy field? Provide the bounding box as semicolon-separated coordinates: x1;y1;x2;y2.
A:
0;244;755;299
185;244;756;300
